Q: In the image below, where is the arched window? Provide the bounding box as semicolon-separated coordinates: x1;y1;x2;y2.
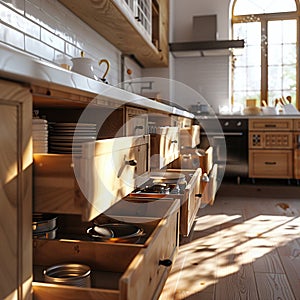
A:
231;0;299;108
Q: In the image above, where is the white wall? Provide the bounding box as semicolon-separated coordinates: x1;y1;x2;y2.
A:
171;0;232;42
170;0;233;113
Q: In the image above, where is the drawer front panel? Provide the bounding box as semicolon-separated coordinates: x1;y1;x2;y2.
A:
201;163;218;206
121;201;180;300
34;136;150;221
184;168;201;236
151;127;179;169
126;107;148;136
249;132;293;149
249;119;293;131
249;150;293;178
294;119;300;131
294;149;300;179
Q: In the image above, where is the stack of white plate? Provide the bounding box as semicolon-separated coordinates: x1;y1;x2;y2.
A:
49;123;97;154
32;118;48;153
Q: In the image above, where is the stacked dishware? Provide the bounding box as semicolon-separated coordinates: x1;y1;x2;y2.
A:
32;118;48;153
48;123;97;154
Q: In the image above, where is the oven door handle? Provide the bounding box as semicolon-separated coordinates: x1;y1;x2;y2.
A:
201;132;244;136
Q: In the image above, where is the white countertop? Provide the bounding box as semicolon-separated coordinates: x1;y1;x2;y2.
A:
0;43;194;119
196;113;300;119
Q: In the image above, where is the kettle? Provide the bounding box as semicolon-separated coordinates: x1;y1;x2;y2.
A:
71;51;110;83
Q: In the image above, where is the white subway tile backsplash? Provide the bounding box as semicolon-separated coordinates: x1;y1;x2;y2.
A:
1;3;40;38
0;0;136;85
27;0;40;7
25;35;54;60
0;22;24;49
41;28;64;51
25;0;43;25
40;0;67;23
65;42;80;59
0;0;25;15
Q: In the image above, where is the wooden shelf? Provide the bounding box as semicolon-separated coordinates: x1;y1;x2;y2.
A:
58;0;168;68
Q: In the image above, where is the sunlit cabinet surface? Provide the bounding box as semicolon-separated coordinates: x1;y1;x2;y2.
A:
0;80;32;300
58;0;169;67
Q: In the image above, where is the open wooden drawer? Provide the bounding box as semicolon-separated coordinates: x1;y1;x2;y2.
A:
33;198;180;300
33;135;150;221
170;146;213;174
201;163;218;207
166;168;202;237
150;126;179;169
127;168;202;237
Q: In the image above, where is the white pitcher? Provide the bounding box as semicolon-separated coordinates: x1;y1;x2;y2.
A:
71;51;110;82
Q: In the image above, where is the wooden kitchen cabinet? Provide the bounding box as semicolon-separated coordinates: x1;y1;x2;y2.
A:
294;149;300;179
294;119;300;131
58;0;169;67
32;198;180;300
150;126;180;169
249;119;294;179
249;150;293;178
34;135;150;221
125;106;148;136
294;120;300;179
201;163;218;206
249;119;293;131
0;80;32;300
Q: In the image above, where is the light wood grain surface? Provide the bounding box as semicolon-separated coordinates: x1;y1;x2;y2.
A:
0;80;32;299
159;181;300;300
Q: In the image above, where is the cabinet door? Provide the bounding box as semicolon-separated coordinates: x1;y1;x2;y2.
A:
249;150;293;178
0;80;32;300
249;119;293;131
125;107;148;136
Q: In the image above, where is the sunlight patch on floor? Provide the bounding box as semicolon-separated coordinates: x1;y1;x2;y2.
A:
160;213;300;300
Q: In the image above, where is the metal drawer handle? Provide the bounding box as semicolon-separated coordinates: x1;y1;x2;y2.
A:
159;259;172;267
265;161;276;165
171;140;178;144
125;159;137;166
195;193;202;198
265;124;276;128
135;125;144;130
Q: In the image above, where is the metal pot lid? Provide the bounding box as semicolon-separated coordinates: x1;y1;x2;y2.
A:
32;213;58;224
87;223;144;242
150;171;185;181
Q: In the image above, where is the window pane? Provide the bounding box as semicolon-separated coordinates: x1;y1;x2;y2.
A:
234;67;247;91
267;19;297;104
247;45;261;66
247;66;261;90
283;65;296;90
268;21;283;45
233;22;260;45
268;45;282;66
268;20;297;45
269;66;282;90
283;20;297;43
283;44;296;65
234;0;296;15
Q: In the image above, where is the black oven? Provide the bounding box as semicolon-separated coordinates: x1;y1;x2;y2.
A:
198;118;248;183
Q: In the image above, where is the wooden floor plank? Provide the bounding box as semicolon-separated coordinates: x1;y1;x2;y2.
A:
215;263;259;300
277;239;300;300
255;273;296;300
252;249;285;274
160;183;300;300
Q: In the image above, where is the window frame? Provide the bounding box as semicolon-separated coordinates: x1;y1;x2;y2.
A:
231;0;300;109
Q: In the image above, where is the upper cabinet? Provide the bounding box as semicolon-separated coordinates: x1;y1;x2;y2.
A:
58;0;169;68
